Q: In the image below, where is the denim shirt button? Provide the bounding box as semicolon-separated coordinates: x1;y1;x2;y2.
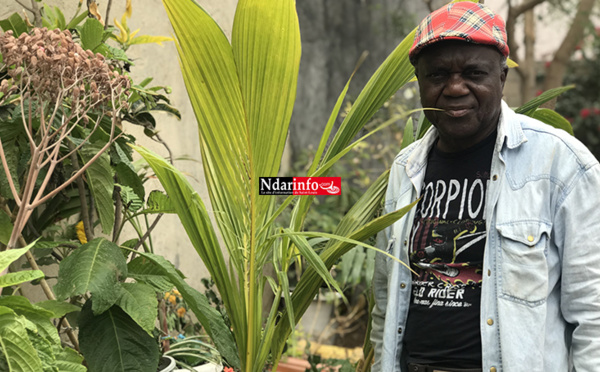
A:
492;174;498;181
487;318;494;326
490;367;497;372
397;327;402;334
400;283;406;289
487;269;491;276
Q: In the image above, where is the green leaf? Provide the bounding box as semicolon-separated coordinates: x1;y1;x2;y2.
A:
128;251;240;370
34;301;81;319
80;143;115;235
41;6;67;30
0;13;29;36
65;11;89;30
79;18;105;52
118;184;143;212
78;301;159;372
54;238;127;314
0;242;37;273
0;210;12;245
284;229;344;296
0;306;43;372
113;146;144;200
115;282;158;334
0;270;44;287
129;35;173;46
54;348;85;372
515;85;575;116
400;118;414;150
127;256;174;292
322;24;416;164
142;190;175;214
0;296;60;349
530;108;574;136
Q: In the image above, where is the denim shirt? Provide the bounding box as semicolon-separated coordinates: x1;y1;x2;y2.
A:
371;101;600;372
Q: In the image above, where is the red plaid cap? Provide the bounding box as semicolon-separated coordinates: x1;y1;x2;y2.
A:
409;2;509;63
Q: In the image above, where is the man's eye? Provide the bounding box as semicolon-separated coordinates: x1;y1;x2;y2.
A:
467;70;487;76
426;72;446;79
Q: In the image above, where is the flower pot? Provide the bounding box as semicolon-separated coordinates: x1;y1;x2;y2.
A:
173;362;223;372
274;357;310;372
158;356;177;372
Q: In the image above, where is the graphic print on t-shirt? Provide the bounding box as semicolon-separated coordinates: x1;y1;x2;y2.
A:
404;133;495;367
411;177;488;287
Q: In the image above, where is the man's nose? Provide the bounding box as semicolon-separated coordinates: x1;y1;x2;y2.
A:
443;73;469;96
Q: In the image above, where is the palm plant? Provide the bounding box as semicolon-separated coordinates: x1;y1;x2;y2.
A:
131;0;427;371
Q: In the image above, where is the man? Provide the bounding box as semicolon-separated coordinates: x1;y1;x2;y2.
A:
370;2;600;372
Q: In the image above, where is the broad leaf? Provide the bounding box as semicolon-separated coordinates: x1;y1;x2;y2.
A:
34;300;80;319
0;270;44;287
0;210;13;245
126;252;240;370
81;143;115;235
115;282;158;334
118;184;143;212
0;13;28;36
54;238;127;314
79;18;105;52
128;256;174;292
142;190;176;214
0;242;37;273
78;301;159;372
0;296;58;344
0;306;43;372
55;348;86;372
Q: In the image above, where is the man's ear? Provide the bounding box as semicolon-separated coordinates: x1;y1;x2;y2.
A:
500;66;508;89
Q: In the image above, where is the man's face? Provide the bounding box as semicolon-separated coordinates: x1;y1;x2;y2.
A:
415;41;508;153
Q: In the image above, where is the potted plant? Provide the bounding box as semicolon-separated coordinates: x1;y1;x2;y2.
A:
133;0;421;371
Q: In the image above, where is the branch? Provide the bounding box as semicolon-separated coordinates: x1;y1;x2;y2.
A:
511;0;547;17
15;0;34;14
132;213;163;252
543;0;596;91
69;142;94;242
104;0;113;31
0;139;22;206
33;114;120;207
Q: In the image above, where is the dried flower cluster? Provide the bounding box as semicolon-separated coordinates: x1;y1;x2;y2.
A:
0;27;130;111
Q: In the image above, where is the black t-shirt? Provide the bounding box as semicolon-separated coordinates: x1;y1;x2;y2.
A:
403;131;496;368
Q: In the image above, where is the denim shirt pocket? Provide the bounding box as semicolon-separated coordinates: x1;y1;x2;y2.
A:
496;221;551;306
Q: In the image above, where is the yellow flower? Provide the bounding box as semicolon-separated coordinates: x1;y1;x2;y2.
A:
176;307;186;318
76;221;87;244
168;295;177;305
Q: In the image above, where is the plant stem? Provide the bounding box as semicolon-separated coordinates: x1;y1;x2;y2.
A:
132;213;162;253
104;0;113;30
69;143;94;242
112;184;122;243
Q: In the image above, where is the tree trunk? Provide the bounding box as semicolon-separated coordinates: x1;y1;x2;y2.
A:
543;0;595;91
